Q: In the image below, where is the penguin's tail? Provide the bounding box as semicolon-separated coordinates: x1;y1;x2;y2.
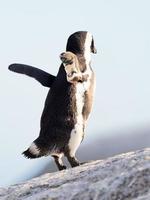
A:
22;142;41;159
22;138;49;159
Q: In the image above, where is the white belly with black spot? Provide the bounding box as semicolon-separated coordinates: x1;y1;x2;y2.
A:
68;67;93;157
68;82;85;157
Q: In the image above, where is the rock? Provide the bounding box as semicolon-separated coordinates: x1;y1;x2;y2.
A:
0;148;150;200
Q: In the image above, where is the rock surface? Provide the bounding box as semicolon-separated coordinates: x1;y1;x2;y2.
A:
0;148;150;200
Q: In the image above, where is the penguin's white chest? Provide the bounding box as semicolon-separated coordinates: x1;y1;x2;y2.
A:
68;82;87;157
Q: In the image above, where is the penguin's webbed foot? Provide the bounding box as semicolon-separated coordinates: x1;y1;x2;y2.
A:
52;155;67;171
66;155;81;168
59;165;67;171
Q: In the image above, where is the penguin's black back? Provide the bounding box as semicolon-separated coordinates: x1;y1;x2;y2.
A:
38;64;76;151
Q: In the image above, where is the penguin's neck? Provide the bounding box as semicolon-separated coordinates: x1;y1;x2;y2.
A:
84;50;91;68
84;33;92;67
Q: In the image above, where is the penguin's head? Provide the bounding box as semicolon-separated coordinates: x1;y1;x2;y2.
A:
66;31;97;55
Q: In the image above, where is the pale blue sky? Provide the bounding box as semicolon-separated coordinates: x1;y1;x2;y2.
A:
0;0;150;186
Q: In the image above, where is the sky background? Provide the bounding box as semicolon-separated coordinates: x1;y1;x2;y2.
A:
0;0;150;186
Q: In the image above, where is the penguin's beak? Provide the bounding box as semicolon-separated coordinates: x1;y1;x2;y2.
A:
91;46;97;54
91;38;97;54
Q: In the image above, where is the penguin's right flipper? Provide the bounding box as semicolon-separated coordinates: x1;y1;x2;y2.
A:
8;63;56;87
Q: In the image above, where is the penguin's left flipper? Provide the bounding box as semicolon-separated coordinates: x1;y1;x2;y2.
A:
8;63;56;87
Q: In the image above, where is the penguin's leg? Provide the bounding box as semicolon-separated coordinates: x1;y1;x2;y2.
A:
8;63;56;87
66;153;80;167
52;155;67;171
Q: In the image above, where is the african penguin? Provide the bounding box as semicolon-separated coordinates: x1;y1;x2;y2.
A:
9;31;97;170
